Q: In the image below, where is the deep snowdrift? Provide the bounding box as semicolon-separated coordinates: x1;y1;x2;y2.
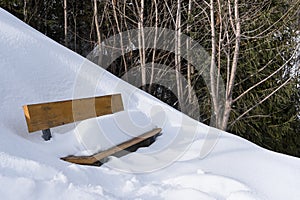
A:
0;8;300;200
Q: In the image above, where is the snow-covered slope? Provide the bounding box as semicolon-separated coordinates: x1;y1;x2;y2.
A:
0;8;299;200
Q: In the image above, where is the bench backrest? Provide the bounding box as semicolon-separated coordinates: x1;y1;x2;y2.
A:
23;94;124;132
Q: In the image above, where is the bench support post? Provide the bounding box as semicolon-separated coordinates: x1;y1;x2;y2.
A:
42;129;52;141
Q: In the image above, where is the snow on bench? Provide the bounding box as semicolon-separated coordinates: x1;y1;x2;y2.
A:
22;94;162;165
61;128;162;165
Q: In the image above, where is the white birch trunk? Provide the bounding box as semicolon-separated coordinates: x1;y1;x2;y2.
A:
64;0;68;46
138;0;146;87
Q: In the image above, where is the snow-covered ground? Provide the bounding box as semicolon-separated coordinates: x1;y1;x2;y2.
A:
0;8;300;200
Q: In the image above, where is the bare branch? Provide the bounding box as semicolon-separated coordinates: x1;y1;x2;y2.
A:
233;50;297;103
229;77;292;128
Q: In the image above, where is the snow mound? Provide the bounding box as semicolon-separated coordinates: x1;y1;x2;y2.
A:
0;8;300;200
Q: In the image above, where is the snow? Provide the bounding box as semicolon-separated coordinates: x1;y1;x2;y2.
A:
0;7;300;200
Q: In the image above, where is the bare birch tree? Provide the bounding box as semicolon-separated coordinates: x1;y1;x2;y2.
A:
203;0;299;130
93;0;101;47
64;0;68;46
23;0;28;22
149;0;158;91
186;0;193;103
175;0;183;111
137;0;146;87
111;0;128;80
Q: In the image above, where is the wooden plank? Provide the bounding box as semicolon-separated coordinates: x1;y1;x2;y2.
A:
61;128;162;165
23;94;124;133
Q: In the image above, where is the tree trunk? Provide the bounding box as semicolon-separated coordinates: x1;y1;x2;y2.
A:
64;0;68;47
149;0;158;93
221;0;241;130
175;0;183;112
112;0;128;80
93;0;101;47
209;0;220;128
23;0;28;22
187;0;192;103
138;0;146;88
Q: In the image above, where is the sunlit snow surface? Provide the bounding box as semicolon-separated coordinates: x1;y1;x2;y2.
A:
0;8;300;200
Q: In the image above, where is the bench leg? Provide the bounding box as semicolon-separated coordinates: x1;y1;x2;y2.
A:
42;129;52;141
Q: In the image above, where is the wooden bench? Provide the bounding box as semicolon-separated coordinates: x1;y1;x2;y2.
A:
23;94;162;165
